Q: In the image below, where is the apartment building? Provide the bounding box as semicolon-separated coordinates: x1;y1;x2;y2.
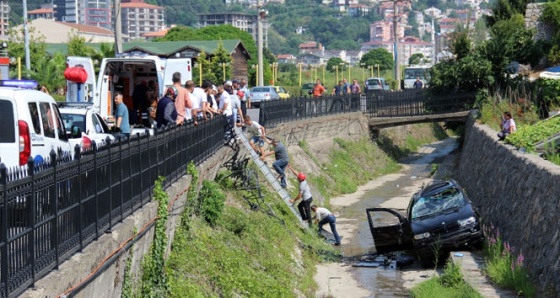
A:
361;38;434;66
52;0;111;29
198;12;258;40
0;1;8;36
121;0;165;41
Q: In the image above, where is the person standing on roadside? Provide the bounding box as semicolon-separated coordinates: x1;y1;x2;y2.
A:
289;166;313;226
239;79;250;112
311;205;341;246
114;92;130;138
172;72;191;125
262;138;289;188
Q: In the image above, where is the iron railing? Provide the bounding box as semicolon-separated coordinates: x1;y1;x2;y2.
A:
259;89;475;127
0;117;224;298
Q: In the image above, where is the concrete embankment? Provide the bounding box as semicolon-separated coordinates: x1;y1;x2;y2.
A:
456;112;560;296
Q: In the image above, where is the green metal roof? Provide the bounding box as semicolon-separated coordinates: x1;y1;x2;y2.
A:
46;40;247;58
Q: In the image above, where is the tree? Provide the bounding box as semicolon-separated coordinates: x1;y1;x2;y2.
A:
360;48;393;72
193;51;216;86
484;0;530;27
326;57;345;72
543;0;560;64
29;53;67;94
408;53;425;65
210;42;232;84
6;26;47;78
67;33;91;57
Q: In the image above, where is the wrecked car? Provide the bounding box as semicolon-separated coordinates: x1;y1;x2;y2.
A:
366;179;484;267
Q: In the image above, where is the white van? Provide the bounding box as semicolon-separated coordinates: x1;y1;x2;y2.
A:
66;55;192;126
0;81;72;170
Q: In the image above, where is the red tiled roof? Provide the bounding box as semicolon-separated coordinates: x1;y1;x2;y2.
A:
143;28;169;37
299;42;318;48
277;54;295;59
28;8;53;14
122;2;162;9
60;22;114;35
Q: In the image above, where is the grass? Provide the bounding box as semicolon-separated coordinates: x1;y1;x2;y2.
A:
410;261;483;298
307;137;400;199
165;178;341;298
483;223;536;297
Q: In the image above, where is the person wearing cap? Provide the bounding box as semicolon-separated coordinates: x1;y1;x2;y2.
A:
311;205;341;246
155;86;178;128
262;137;289;188
289;166;313;226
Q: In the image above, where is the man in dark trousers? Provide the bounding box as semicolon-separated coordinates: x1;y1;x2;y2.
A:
289;166;313;226
311;205;341;246
262;138;289;188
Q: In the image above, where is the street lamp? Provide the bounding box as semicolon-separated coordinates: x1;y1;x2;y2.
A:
348;63;351;82
335;65;339;84
196;62;203;87
272;62;278;84
322;64;325;83
360;63;365;82
297;62;303;87
220;62;229;82
252;64;259;86
368;65;373;78
375;64;380;77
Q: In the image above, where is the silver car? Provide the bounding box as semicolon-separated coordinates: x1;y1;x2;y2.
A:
249;86;280;108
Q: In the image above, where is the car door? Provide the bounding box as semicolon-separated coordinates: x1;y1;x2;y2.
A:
366;208;414;253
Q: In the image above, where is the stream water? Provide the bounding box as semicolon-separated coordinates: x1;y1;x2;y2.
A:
334;137;460;297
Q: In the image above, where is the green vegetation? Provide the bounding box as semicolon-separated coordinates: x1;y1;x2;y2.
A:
376;123;452;159
410;262;483;298
483;224;536;297
165;166;340;297
429;163;439;176
307;138;400;199
140;177;169;297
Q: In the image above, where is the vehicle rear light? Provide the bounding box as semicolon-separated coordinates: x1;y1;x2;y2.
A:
81;135;92;151
18;120;31;166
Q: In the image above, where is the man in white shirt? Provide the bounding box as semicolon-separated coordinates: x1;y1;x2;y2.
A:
289;169;313;226
217;84;234;141
185;80;209;126
311;205;341;246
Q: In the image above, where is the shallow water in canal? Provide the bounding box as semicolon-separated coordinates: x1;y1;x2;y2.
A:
335;137;460;297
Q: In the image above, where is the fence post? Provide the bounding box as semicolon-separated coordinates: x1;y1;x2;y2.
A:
107;138;113;233
49;149;60;270
74;145;83;252
118;137;123;222
27;157;36;287
93;140;99;240
1;164;8;298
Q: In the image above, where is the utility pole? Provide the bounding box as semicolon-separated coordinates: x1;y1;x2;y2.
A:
393;0;400;90
114;0;122;54
23;0;31;73
257;0;264;86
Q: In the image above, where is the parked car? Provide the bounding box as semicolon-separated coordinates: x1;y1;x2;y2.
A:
366;179;484;267
364;77;390;93
301;82;315;96
58;102;115;152
270;85;290;99
0;80;72;169
249;86;280;108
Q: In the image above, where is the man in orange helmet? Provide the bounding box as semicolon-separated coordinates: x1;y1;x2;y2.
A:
289;166;313;226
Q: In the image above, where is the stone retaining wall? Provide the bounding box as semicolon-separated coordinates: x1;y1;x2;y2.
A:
456;113;560;296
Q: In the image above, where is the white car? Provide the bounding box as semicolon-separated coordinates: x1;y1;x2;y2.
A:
0;81;72;170
58;102;115;152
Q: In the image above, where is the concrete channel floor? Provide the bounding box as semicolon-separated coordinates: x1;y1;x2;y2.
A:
451;250;519;298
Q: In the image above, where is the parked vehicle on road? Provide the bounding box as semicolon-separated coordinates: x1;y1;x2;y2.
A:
366;179;483;267
364;77;390;93
301;82;315;96
0;80;72;169
58;102;115;152
402;65;431;89
249;86;280;108
270;85;290;99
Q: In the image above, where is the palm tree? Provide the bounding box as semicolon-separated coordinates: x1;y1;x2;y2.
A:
30;52;67;97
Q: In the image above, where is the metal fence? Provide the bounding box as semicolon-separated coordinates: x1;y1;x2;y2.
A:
259;89;475;127
0;117;224;298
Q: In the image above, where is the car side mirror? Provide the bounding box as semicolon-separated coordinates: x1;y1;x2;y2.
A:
71;125;82;138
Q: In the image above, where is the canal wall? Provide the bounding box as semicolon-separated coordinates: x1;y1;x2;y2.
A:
21;113;371;298
456;112;560;296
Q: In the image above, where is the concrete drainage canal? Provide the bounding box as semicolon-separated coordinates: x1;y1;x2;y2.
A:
326;136;463;296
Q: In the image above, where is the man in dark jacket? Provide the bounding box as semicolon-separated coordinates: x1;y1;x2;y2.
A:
156;86;178;128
